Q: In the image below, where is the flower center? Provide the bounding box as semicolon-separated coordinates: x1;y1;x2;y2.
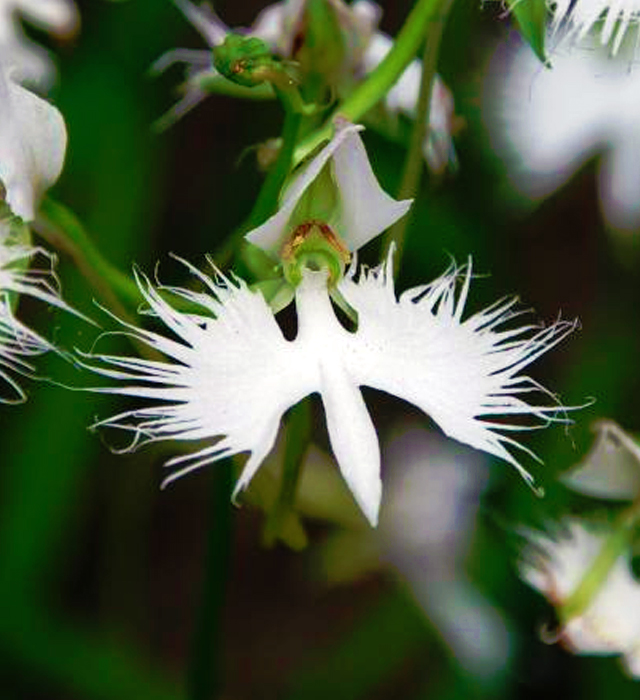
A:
281;220;350;287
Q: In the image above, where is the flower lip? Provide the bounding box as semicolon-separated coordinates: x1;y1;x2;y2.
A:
82;247;579;527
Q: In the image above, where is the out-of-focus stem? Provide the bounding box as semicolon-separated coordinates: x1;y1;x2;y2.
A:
384;0;454;273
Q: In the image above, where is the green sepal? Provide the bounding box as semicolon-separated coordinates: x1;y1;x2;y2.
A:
507;0;549;65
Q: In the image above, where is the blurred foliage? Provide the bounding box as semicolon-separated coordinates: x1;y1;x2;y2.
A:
1;0;640;699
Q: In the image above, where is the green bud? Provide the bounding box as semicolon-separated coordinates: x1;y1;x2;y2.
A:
281;221;350;288
213;34;296;90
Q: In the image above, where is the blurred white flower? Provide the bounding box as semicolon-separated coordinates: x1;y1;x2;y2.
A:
329;426;511;680
562;420;640;500
550;0;640;55
0;0;79;89
520;519;640;678
0;61;67;221
82;241;574;526
154;0;459;171
0;219;69;402
485;32;640;231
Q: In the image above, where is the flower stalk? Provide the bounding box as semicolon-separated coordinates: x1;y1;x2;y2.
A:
384;0;455;272
293;0;451;166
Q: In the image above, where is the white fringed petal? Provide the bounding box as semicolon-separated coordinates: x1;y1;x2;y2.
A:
339;250;575;489
520;520;640;678
550;0;640;55
245;120;412;256
86;251;573;526
0;64;66;221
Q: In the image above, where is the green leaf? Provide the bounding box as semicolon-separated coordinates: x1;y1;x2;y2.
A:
508;0;549;65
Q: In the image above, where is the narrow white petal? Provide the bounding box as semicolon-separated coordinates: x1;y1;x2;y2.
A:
319;359;381;527
0;64;66;221
295;268;382;525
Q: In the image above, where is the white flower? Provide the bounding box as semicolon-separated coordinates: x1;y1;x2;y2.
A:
82;246;574;527
562;420;640;500
0;218;70;402
549;0;640;55
0;61;67;221
485;32;640;231
246;120;413;257
0;0;79;89
520;519;640;678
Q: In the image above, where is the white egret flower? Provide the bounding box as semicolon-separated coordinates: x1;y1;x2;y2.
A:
82;245;574;526
549;0;640;55
520;520;640;679
485;32;640;231
0;61;67;221
0;0;79;89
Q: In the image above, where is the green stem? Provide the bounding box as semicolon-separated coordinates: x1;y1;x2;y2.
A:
246;93;302;230
263;400;312;547
215;93;302;272
35;198;144;314
384;0;454;272
187;462;234;700
292;0;448;166
36;198;208;316
560;500;640;623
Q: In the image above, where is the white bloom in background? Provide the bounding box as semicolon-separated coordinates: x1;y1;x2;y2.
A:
520;520;640;678
485;32;640;231
82;241;574;525
324;426;510;680
0;0;79;89
550;0;640;55
154;0;458;172
0;62;67;221
562;420;640;500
